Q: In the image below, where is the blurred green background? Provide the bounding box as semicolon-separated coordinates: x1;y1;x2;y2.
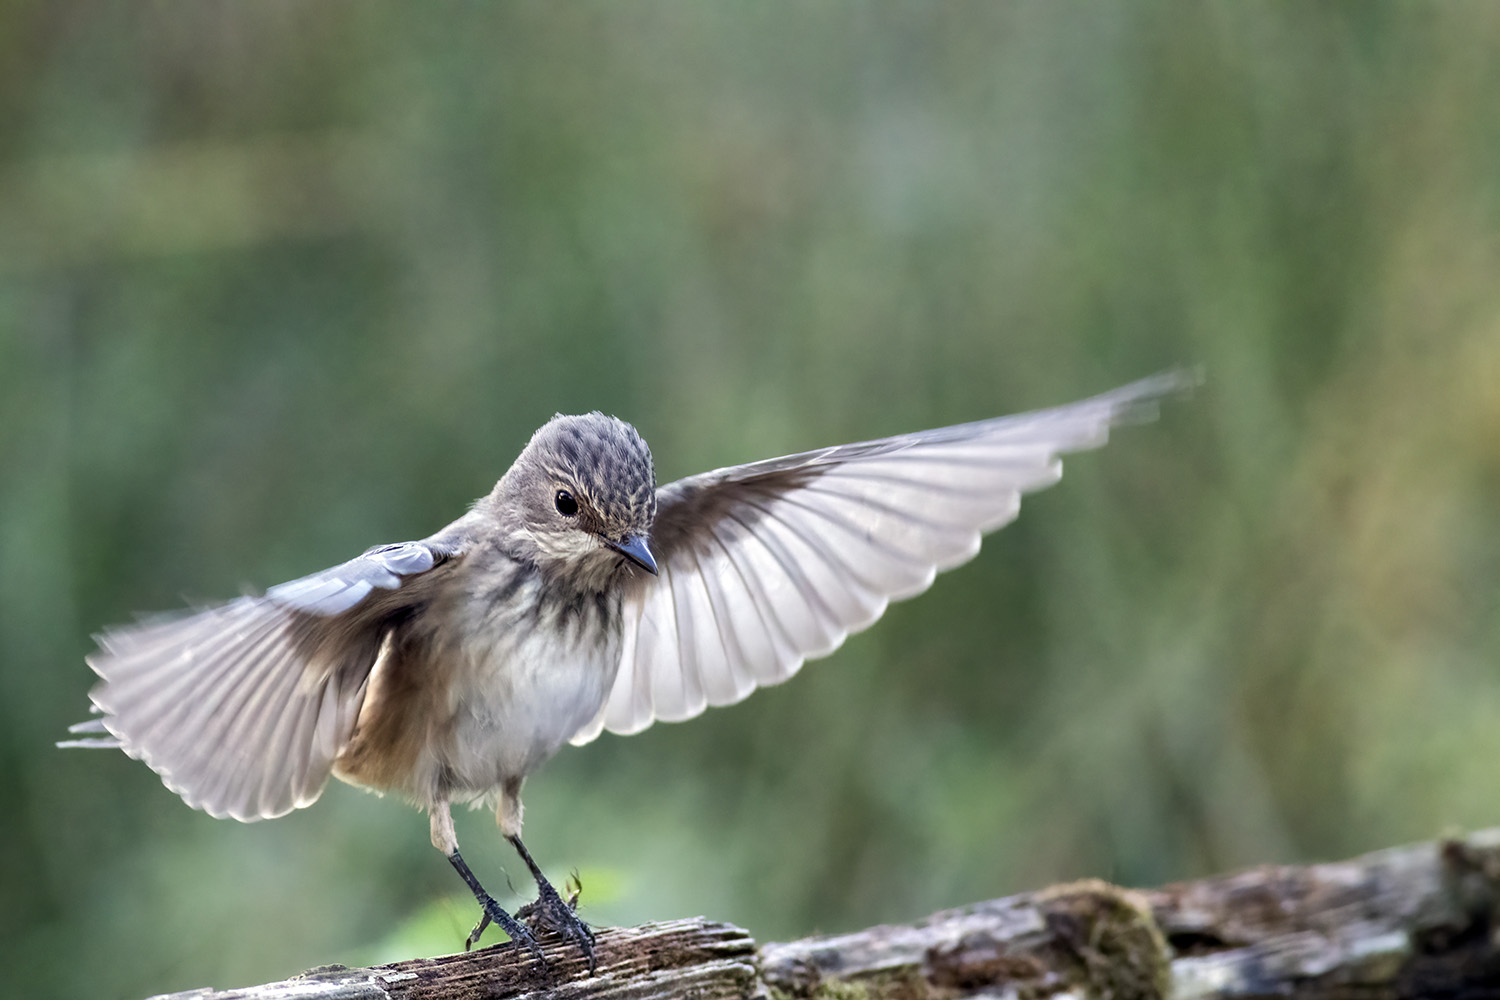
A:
5;2;1500;997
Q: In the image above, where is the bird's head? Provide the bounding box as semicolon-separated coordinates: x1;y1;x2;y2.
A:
488;412;658;586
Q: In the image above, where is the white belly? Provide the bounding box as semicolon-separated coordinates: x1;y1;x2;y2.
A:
440;579;623;799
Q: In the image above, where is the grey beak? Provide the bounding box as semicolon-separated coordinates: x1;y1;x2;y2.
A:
609;534;658;575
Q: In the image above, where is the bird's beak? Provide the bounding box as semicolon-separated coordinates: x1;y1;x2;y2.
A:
608;534;658;575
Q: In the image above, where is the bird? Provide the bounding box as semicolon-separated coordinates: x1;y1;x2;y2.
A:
61;370;1191;974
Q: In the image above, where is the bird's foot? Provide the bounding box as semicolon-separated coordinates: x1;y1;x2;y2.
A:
517;873;595;973
470;892;546;967
446;849;547;970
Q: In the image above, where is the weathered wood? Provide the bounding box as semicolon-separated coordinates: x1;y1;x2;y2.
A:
149;920;758;1000
147;829;1500;1000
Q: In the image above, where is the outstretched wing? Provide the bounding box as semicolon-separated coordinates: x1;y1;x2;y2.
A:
573;371;1192;744
68;536;463;822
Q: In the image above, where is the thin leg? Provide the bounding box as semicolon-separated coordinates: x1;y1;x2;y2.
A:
446;850;544;964
429;804;543;965
493;779;596;972
508;833;596;973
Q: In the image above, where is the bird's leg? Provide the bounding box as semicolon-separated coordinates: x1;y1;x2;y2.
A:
509;833;596;972
496;778;596;972
429;805;543;963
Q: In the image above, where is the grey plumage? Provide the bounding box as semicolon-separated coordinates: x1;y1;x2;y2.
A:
63;373;1192;962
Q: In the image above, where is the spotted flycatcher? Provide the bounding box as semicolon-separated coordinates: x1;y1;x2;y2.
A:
63;371;1190;972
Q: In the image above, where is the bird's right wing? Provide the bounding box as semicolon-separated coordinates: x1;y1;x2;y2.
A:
66;536;464;822
572;371;1192;745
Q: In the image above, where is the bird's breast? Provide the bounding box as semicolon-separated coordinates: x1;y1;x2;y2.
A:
438;566;626;797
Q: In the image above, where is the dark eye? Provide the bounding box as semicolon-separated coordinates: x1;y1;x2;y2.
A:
554;489;578;517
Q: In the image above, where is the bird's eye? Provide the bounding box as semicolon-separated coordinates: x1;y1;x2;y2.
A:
554;489;578;517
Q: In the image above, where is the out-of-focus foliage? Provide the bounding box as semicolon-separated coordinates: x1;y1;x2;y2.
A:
5;2;1500;997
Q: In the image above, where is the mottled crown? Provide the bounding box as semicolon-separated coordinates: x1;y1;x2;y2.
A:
520;412;657;531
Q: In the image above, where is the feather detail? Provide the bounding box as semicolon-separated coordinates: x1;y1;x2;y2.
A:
576;371;1193;744
74;535;462;821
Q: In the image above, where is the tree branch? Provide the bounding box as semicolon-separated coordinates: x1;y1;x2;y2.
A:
147;828;1500;999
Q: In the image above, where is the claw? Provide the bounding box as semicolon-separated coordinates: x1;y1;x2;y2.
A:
504;835;598;973
483;895;545;965
465;912;491;952
518;878;596;973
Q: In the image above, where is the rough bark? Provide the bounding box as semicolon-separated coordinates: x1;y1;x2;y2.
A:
147;828;1500;1000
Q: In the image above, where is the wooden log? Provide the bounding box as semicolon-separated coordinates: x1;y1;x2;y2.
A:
145;828;1500;1000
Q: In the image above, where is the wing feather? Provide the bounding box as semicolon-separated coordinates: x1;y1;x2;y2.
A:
75;534;463;821
573;370;1193;744
676;546;737;707
689;541;757;704
653;565;702;721
707;519;797;683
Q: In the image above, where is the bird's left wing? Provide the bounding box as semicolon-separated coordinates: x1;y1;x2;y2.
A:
571;371;1191;745
63;535;464;821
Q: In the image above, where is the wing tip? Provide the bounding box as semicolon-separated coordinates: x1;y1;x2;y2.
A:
56;737;123;750
58;716;122;749
1099;366;1203;426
